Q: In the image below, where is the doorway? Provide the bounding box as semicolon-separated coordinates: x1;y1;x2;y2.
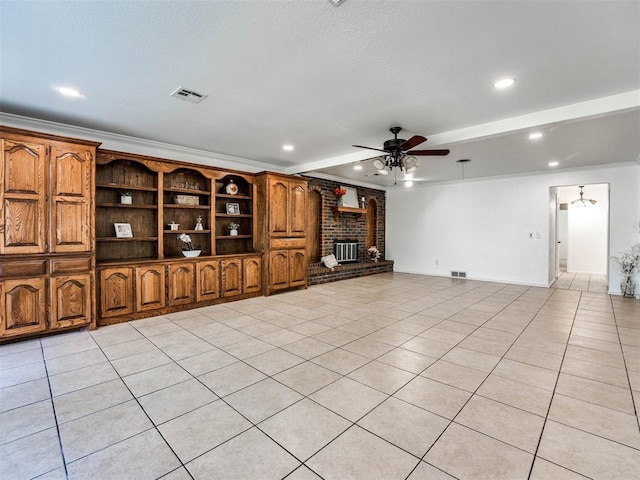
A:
550;183;609;292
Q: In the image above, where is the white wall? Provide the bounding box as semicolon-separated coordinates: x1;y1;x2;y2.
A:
386;164;640;293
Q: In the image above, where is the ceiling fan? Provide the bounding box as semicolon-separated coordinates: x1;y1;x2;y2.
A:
353;126;450;176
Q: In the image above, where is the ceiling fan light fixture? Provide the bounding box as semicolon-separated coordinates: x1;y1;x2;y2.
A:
372;158;385;170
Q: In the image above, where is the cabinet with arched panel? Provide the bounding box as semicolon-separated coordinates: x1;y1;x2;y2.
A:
0;127;98;342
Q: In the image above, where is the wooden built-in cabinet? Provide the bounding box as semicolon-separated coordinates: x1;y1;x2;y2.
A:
1;128;314;338
256;173;308;295
93;150;262;325
0;127;98;342
97;255;261;325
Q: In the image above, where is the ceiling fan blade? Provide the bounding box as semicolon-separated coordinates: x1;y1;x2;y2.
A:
407;149;450;156
353;144;389;154
400;135;426;151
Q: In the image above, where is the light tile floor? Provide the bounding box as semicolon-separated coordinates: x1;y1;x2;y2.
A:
1;273;639;479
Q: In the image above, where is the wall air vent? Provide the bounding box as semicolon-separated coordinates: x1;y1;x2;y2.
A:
170;87;208;104
451;271;467;278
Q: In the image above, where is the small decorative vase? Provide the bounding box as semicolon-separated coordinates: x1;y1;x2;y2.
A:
182;249;201;258
230;229;238;236
620;276;636;298
120;195;132;204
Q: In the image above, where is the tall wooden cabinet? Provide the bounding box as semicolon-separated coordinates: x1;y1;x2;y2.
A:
256;173;308;295
0;127;98;341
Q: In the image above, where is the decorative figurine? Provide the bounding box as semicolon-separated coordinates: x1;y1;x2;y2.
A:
225;179;239;195
194;215;204;230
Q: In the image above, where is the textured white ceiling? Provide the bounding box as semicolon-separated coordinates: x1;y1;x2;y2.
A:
1;0;638;188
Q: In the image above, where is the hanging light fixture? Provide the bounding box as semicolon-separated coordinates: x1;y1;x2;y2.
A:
373;153;418;176
570;185;597;208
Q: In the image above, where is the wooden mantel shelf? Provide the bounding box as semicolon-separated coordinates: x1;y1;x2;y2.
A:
331;206;367;221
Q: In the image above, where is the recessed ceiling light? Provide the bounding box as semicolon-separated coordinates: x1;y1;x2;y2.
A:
282;145;294;151
354;164;363;170
528;132;543;140
53;86;83;98
548;161;559;167
493;77;516;89
405;181;413;187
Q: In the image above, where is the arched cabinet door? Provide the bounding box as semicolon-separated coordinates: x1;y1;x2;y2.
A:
169;262;195;306
268;178;289;236
197;260;220;302
289;181;307;237
243;256;261;294
49;144;93;253
0;139;47;255
50;274;91;330
0;278;47;339
136;265;166;312
289;249;307;287
221;258;243;297
99;267;134;318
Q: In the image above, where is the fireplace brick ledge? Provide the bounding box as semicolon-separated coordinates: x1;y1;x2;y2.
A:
307;260;394;285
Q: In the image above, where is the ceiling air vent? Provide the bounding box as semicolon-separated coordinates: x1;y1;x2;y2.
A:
170;87;208;104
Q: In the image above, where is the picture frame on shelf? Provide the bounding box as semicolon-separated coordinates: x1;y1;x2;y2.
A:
226;203;240;215
341;186;359;207
114;223;133;238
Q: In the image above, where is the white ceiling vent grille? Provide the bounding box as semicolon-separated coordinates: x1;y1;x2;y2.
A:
170;87;208;104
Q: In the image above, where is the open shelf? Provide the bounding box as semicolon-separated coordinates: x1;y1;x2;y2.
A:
216;193;252;200
215;213;253;218
96;183;157;192
97;203;158;209
216;235;253;240
163;230;211;234
164;186;211;196
97;237;158;242
164;204;210;210
331;206;367;221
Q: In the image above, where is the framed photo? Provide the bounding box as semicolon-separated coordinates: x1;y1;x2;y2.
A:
114;223;133;238
341;186;359;207
226;203;240;215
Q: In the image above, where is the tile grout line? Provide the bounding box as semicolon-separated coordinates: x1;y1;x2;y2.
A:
41;338;71;480
609;295;640;434
526;290;583;479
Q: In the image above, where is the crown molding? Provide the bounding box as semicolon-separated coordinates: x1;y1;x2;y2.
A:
0;112;281;173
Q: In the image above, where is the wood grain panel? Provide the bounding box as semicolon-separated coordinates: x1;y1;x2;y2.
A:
50;274;91;330
243;257;261;294
268;178;289;236
197;260;220;302
168;262;195;305
136;265;166;311
221;258;242;297
289;181;307;237
50;146;92;253
99;267;134;318
289;249;307;287
269;250;289;290
1;139;46;254
0;278;47;339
